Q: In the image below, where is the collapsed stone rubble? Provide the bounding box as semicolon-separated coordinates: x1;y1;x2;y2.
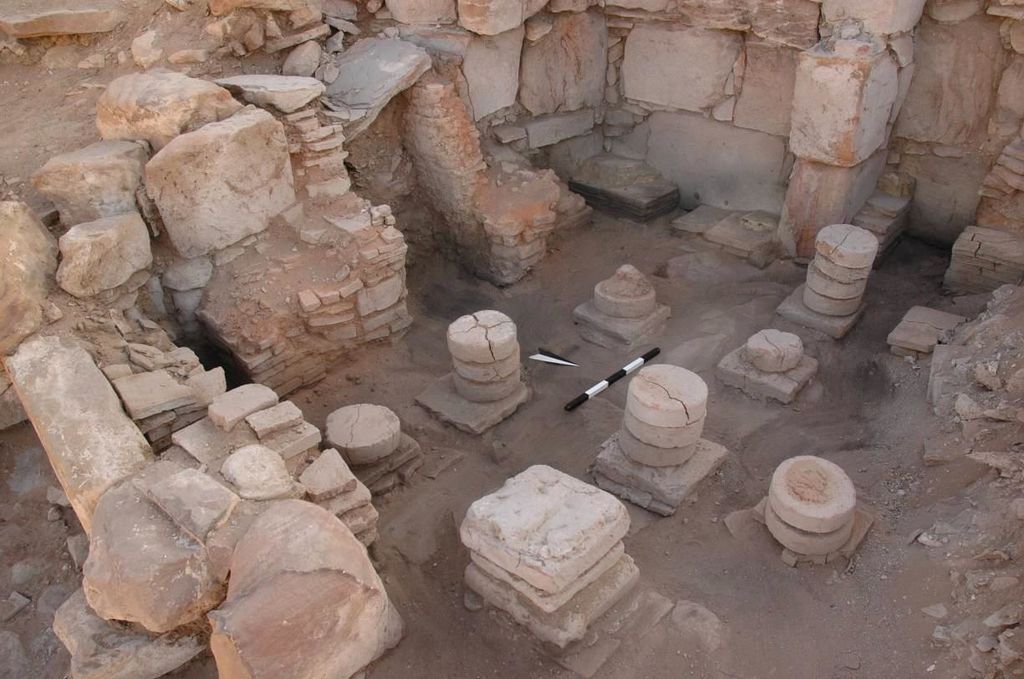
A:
461;465;638;647
573;264;670;349
592;364;729;516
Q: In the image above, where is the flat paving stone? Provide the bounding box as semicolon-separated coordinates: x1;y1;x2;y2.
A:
416;373;528;435
775;284;865;340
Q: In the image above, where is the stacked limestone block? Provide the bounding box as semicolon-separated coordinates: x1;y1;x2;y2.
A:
460;465;639;648
776;224;879;339
592;365;729;516
417;310;530;434
300;448;380;545
850;187;911;263
887;306;966;358
716;330;819;405
573;264;670;349
325;403;424;497
944;226;1024;294
757;456;871;566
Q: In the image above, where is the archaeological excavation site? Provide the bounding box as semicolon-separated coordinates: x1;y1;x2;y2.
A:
4;0;1024;676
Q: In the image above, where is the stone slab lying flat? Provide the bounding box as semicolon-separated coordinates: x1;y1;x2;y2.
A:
171;416;257;466
592;434;728;516
672;205;732;234
471;542;625;614
702;212;780;268
715;347;818;404
0;1;122;38
464;553;639;648
208;384;278;432
351;433;422;490
3;336;151;533
461;465;630;595
416;373;528;435
573;301;670;350
886;306;966;356
775;284;865;340
568;180;679;221
112;369;196;420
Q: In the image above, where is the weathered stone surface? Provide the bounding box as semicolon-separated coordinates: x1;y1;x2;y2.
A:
3;336;150;533
387;0;456;24
324;38;431;136
0;370;26;431
244;400;303;439
447;310;518;363
220;445;298;500
31;141;148;226
0;2;123;38
744;329;803;373
790;38;899;167
146;107;295;258
768;455;856;533
0;202;57;355
416;373;529;434
815;223;879;269
97;71;243;150
56;212;152;298
887;306;965;355
460;465;630;594
83;462;224;633
733;41;798;137
764;499;854;556
894;14;1005;146
626;364;707;428
143;467;239;542
925;0;983;22
209;500;403;679
325;403;402;464
458;0;546;35
621;25;742;113
899;151;987;245
55;589;204;679
520;11;606;116
112;369;195;420
523;109;595;148
283;41;322;77
215;75;326;113
775;284;866;338
592;264;656;318
639;111;789;213
463;26;524;120
171;416;257;465
209;384;279;431
821;0;927;35
299;448;357;501
208;0;322;14
162;256;213;291
716;344;818;404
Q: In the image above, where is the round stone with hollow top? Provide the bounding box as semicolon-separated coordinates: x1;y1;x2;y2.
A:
768;455;856;534
593;264;657;319
625;364;707;428
446;310;518;364
743;330;803;373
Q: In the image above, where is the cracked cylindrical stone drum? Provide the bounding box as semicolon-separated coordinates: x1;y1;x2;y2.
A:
743;330;803;373
620;365;707;467
803;225;878;317
447;310;522;403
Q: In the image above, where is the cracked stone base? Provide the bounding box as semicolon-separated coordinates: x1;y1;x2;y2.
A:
573;302;670;349
415;373;529;435
715;346;818;404
464;553;640;648
591;433;728;516
775;285;865;339
751;497;875;567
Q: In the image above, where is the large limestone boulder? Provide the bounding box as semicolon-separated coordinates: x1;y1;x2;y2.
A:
733;41;798;137
145;107;295;258
3;336;151;533
97;71;243;150
458;0;547;35
83;462;235;633
387;0;456;24
789;38;898;167
894;14;1006;146
519;11;606;116
0;202;57;355
208;500;403;679
31;141;149;226
463;26;524;120
621;25;742;114
214;75;326;114
56;212;152;298
55;589;205;679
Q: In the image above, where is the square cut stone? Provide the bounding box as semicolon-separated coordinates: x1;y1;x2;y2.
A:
592;434;728;516
702;212;780;268
416;373;529;435
170;416;258;466
244;400;303;439
261;421;321;461
464;553;639;648
112;370;195;420
775;285;865;340
140;467;239;542
470;541;625;614
207;384;278;432
716;346;818;404
460;465;630;594
573;301;670;350
350;434;422;490
671;205;733;234
299;448;357;501
320;480;372;517
886;306;966;355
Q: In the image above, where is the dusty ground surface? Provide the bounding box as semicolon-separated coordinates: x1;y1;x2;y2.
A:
0;208;1000;678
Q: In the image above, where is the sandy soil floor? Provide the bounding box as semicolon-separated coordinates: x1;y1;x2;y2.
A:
0;211;997;678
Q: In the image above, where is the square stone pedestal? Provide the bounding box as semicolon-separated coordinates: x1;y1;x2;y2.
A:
775;285;865;339
464;553;640;648
702;212;780;268
416;373;529;435
573;302;671;350
716;347;818;404
591;433;728;516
